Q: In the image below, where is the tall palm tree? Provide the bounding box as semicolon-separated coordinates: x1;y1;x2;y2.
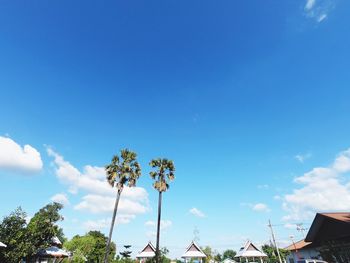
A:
149;158;175;263
104;149;141;263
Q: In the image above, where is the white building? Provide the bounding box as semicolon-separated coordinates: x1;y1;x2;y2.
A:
136;242;156;263
235;241;267;263
182;241;207;263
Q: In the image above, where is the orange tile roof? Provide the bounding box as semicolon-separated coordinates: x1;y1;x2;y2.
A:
285;240;312;251
321;212;350;222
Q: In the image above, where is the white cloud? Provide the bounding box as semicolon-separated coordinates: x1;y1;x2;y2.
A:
0;136;43;173
283;148;350;221
74;194;148;215
47;148;149;224
284;223;297;230
295;153;312;163
303;0;334;23
145;220;172;230
189;208;206;218
305;0;316;10
257;184;269;190
252;203;270;213
51;193;70;206
83;215;135;231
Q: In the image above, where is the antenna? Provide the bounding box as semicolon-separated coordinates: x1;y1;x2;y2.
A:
296;223;307;238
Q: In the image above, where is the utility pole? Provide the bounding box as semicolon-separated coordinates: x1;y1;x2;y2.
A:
268;219;283;263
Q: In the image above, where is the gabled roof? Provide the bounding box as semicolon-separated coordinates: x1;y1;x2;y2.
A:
305;212;350;242
284;240;312;251
36;246;69;258
136;242;156;258
182;241;207;258
235;241;267;258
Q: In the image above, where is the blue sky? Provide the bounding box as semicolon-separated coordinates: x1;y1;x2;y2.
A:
1;0;350;258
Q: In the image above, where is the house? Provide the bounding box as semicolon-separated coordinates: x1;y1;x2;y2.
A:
235;241;267;263
136;242;156;263
182;241;207;263
285;212;350;263
285;239;320;263
305;212;350;262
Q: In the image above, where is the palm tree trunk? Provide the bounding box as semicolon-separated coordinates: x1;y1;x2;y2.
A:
155;191;162;263
104;188;122;263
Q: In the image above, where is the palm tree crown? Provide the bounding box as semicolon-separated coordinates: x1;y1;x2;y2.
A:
106;149;141;191
149;158;175;192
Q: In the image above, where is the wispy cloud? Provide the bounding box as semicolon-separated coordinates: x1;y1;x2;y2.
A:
189;207;206;218
252;203;271;213
51;193;70;206
295;152;312;163
303;0;335;23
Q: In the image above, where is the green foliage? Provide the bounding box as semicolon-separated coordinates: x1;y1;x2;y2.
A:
106;149;142;190
262;244;290;263
64;231;116;262
120;245;132;259
26;202;64;256
0;207;29;263
149;158;175;192
0;203;65;262
201;246;213;263
222;249;237;260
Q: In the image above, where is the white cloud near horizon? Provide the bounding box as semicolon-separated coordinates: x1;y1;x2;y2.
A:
47;148;149;224
51;193;70;206
283;148;350;221
189;207;206;218
0;136;43;173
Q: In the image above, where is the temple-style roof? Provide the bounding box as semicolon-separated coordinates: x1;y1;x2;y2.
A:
182;241;206;258
235;241;267;258
36;246;69;258
136;242;156;258
0;241;6;247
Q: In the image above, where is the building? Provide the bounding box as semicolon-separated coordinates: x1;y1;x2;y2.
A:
305;212;350;262
285;239;320;263
235;241;267;263
182;241;207;263
136;242;156;263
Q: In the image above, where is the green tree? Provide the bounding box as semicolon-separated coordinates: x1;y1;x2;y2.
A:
0;207;29;263
104;149;142;263
120;245;132;259
222;249;236;260
64;231;116;262
149;158;175;263
26;202;65;259
262;244;290;263
202;246;213;263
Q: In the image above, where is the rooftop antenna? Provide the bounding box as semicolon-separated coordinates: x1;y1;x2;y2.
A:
194;226;200;243
296;223;307;238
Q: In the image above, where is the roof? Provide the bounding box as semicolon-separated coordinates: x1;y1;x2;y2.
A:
36;246;69;258
0;241;6;248
235;241;267;258
305;212;350;242
51;236;62;246
182;241;207;258
284;240;312;251
136;242;156;258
